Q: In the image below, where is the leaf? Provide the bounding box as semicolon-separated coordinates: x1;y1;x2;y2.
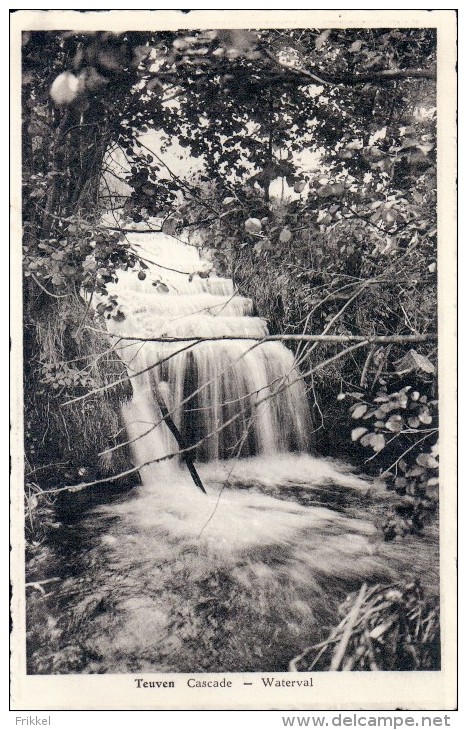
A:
351;427;368;442
396;349;435;375
416;453;438;469
293;180;306;194
375;402;397;416
397;393;408;409
219;29;256;55
30;188;46;199
244;217;262;234
418;409;433;425
385;415;403;433
370;619;396;640
401;137;421;150
349;40;363;53
50;71;80;106
371;433;386;452
279;227;293;244
411;350;436;373
361;432;386;452
253;242;263;255
418;143;435;155
317;185;332;198
331;183;345;196
406;465;425;478
352;404;368;419
346;140;362;150
394;476;408;489
315;29;331;50
223;196;236;205
156;282;170;294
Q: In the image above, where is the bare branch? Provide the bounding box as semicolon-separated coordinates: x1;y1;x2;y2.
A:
93;332;437;344
260;48;436;88
30;274;71;299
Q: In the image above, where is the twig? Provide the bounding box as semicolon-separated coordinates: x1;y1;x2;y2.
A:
30;274;70;299
197;414;255;538
45;340;371;496
134;138;221;217
380;431;437;476
260;48;435;88
25;577;61;595
360;345;376;388
330;582;367;671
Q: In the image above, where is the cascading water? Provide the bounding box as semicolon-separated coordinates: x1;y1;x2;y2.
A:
26;232;439;675
107;232;312;478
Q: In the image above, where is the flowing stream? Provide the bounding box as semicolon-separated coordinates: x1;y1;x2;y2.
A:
26;233;438;674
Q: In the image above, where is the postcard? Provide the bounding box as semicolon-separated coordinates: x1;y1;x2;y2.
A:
10;9;457;711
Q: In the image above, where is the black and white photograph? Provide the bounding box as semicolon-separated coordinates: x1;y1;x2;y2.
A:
10;9;457;712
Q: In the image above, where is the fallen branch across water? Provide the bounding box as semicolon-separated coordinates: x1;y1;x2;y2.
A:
87;330;437;345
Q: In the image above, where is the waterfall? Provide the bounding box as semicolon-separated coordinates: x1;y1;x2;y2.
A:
106;232;312;483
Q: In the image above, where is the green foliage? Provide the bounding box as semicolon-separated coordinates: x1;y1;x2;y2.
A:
343;379;438;540
23;27;436;299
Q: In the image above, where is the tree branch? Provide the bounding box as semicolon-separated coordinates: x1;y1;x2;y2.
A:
30;274;71;299
96;333;437;344
260;49;435;88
